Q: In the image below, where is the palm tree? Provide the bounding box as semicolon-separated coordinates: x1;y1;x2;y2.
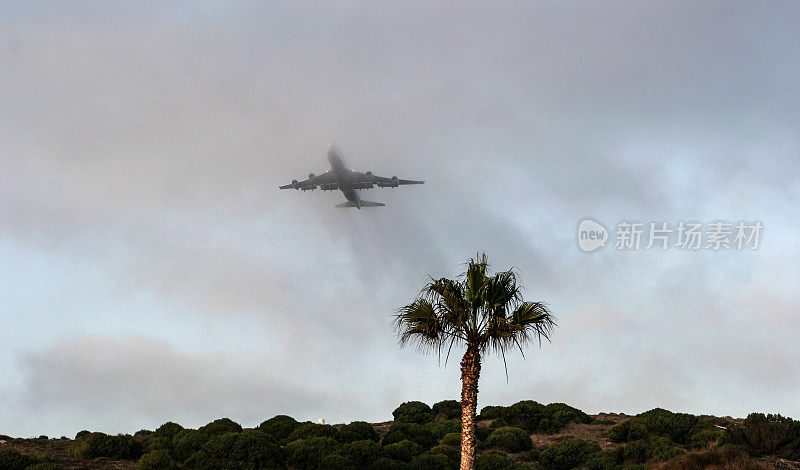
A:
394;253;556;470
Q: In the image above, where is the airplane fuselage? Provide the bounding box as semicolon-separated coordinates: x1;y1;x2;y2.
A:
327;145;363;208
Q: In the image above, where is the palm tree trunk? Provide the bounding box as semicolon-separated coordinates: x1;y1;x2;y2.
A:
459;343;481;470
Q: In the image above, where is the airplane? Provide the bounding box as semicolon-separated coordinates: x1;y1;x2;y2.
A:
279;144;424;208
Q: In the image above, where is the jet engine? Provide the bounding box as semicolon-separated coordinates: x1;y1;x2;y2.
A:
365;171;374;181
308;173;315;180
391;176;399;187
291;179;299;189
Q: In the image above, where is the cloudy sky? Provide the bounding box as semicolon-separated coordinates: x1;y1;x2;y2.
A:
2;2;798;438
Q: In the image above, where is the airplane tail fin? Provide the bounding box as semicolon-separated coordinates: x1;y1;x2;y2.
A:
335;200;385;208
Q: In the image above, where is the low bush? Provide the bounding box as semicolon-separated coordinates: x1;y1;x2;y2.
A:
369;457;408;469
722;413;800;455
586;447;624;470
478;406;505;420
69;432;142;460
441;432;460;447
539;438;602;470
183;430;284;470
689;428;722;449
284;423;338;444
393;402;435;425
318;453;355;469
0;448;39;470
336;421;380;443
476;451;528;470
196;418;242;438
171;430;205;462
422;419;460;440
483;426;532;453
24;463;62;470
143;436;172;454
476;426;493;442
621;437;683;464
153;422;184;440
655;446;772;470
408;452;457;469
427;444;460;462
383;439;423;462
138;449;177;470
500;401;592;434
608;408;712;445
285;436;340;469
257;415;301;441
432;400;461;420
382;423;437;449
340;439;383;466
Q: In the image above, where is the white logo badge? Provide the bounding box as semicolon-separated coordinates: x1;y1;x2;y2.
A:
578;219;608;252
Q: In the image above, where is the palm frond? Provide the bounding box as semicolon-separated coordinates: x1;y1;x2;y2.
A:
464;253;489;304
508;301;557;346
394;298;445;353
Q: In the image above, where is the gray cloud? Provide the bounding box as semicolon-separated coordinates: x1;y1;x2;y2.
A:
11;335;347;437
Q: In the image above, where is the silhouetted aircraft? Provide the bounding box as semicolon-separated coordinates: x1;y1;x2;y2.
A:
279;144;424;208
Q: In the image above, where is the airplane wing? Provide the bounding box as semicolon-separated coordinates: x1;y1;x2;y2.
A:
279;171;338;191
352;171;424;188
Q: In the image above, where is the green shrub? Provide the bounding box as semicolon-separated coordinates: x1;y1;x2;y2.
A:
197;418;242;437
500;401;591;434
382;423;436;449
172;430;205;462
369;457;408;469
479;406;505;420
143;436;172;454
427;444;459;467
285;436;341;469
257;415;301;441
441;432;460;447
393;402;434;424
183;430;284;470
723;413;800;455
422;419;460;440
608;408;711;445
622;437;683;464
284;423;338;444
69;432;143;460
24;463;62;470
432;400;461;420
336;421;380;443
319;453;355;469
540;438;602;470
408;452;457;469
783;437;800;460
476;451;528;470
383;439;423;462
75;430;91;439
690;428;722;449
138;449;177;470
484;426;532;453
153;422;184;440
656;446;771;470
0;448;38;470
340;439;383;466
476;426;493;442
586;448;623;470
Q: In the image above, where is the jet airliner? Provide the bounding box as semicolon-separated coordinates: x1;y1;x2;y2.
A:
279;144;424;208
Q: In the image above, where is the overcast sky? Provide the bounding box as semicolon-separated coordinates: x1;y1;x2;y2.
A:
2;2;799;438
